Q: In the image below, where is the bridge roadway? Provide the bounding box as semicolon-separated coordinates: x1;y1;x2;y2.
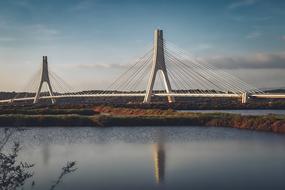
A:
0;93;285;104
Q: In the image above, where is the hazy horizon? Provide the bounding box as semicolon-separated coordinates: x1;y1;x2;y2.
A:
0;0;285;91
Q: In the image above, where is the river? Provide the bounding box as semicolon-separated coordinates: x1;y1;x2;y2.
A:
1;126;285;190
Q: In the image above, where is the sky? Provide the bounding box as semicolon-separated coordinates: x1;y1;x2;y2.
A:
0;0;284;91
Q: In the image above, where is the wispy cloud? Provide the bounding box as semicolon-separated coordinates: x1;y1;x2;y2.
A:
18;24;61;41
282;35;285;41
29;24;59;36
228;0;258;10
231;15;272;22
0;19;61;43
195;43;213;51
206;52;285;69
10;0;33;9
246;31;262;39
69;0;95;12
75;51;285;71
0;37;17;42
0;17;8;29
76;63;129;70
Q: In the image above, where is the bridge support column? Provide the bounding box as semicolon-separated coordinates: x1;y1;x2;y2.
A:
241;92;248;104
144;29;175;103
34;56;55;104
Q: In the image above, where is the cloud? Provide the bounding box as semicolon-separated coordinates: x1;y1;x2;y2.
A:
0;37;16;42
195;43;213;50
10;0;33;9
231;15;272;22
76;63;129;70
0;17;11;30
75;52;285;72
0;19;6;28
0;20;61;43
228;0;258;10
282;35;285;41
19;24;61;41
69;0;94;12
246;31;262;39
205;52;285;70
28;24;59;36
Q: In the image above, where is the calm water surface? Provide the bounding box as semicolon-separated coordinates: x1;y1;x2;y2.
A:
180;109;285;115
1;127;285;190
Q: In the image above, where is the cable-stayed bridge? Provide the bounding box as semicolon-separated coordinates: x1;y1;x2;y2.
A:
0;29;284;105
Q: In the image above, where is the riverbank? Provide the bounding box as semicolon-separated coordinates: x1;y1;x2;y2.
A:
0;106;284;133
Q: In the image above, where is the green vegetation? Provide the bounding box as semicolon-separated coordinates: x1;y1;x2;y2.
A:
0;108;98;115
0;105;284;133
0;114;100;126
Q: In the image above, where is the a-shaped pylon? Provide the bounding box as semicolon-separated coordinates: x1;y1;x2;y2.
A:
33;56;55;104
144;29;175;103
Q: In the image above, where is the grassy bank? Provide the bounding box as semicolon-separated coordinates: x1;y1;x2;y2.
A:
0;108;98;115
0;106;284;133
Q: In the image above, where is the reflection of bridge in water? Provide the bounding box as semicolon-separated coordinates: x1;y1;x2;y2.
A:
1;29;285;105
153;142;165;184
152;130;166;185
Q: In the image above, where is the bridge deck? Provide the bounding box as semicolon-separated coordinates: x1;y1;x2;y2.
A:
0;93;285;104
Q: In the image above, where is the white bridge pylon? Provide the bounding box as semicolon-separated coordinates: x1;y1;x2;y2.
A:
33;56;55;104
144;29;174;103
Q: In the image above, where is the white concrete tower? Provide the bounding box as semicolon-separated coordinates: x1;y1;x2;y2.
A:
143;29;175;103
241;92;249;104
33;56;55;104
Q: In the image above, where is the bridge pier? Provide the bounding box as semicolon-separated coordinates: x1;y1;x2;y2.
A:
241;92;249;104
144;29;175;104
34;56;56;104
